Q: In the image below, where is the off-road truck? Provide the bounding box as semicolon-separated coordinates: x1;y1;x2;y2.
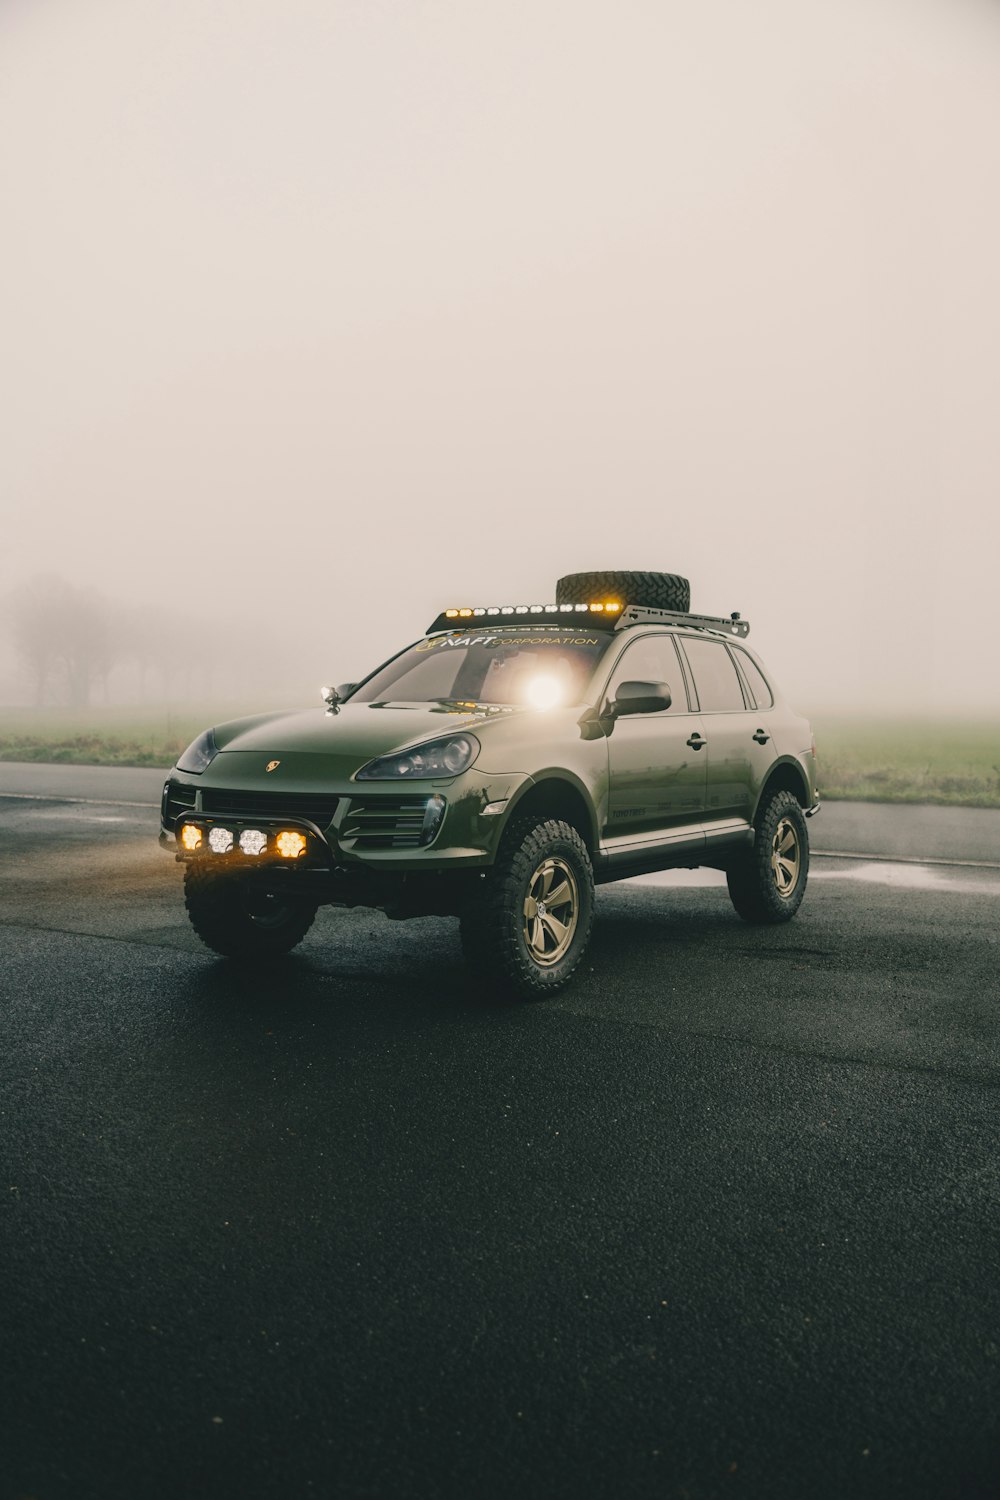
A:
161;570;819;997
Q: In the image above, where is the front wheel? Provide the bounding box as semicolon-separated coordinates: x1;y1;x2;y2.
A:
459;817;595;999
726;790;809;924
184;863;318;958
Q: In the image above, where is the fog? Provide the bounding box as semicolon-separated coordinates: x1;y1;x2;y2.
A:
2;0;1000;717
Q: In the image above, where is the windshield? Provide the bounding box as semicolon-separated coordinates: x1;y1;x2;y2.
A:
351;629;611;708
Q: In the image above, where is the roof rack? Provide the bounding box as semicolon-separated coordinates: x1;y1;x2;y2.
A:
424;603;749;638
615;606;750;638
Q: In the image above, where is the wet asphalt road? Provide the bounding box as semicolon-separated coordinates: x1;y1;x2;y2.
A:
2;773;999;1500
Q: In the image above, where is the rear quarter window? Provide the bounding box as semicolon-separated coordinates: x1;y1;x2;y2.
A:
732;648;774;709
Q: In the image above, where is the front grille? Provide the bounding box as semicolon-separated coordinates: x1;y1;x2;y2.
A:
342;796;436;849
200;789;339;830
163;782;197;824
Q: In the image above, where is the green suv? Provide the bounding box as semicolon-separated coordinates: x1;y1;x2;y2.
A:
161;570;819;997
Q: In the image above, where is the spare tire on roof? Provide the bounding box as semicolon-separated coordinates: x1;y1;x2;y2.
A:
555;570;690;614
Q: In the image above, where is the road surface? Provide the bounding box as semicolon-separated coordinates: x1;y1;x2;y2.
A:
2;765;999;1500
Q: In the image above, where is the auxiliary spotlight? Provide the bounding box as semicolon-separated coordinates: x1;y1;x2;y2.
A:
276;830;307;859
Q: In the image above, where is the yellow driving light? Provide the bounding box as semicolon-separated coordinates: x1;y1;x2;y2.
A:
180;823;202;851
276;830;308;859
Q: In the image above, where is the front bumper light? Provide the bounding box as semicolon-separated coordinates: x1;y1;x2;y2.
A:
175;823;314;860
276;830;308;859
355;733;480;781
176;728;219;775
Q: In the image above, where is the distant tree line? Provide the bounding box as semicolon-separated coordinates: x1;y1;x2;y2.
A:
1;575;294;707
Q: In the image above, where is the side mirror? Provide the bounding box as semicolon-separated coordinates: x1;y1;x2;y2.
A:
611;680;672;716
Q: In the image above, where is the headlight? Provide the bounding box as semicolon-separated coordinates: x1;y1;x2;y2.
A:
355;733;481;781
176;728;219;775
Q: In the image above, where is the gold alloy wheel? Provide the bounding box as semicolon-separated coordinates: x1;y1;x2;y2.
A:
522;856;579;967
771;816;801;898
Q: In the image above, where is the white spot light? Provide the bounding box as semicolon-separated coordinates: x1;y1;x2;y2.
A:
208;827;234;854
525;675;563;710
239;829;268;856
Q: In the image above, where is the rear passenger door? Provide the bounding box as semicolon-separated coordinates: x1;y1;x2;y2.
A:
603;633;707;844
728;644;780;806
675;636;755;836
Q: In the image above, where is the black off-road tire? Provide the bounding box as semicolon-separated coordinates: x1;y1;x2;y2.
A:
459;817;595;999
727;790;809;924
184;862;318;958
555;570;691;613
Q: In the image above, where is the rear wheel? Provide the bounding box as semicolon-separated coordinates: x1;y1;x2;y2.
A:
184;863;318;958
726;790;809;923
460;817;595;998
555;569;690;613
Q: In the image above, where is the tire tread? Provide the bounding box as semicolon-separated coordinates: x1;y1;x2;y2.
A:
555;570;691;613
460;817;595;999
727;790;809;924
184;863;318;958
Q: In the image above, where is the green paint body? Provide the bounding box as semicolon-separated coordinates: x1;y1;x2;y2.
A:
161;623;818;882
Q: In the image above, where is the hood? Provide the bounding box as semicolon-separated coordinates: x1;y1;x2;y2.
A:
202;701;526;793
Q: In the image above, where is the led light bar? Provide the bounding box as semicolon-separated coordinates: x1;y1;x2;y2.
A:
426;602;622;635
443;602;620;618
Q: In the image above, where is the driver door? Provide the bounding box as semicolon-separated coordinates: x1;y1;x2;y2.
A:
603;633;708;845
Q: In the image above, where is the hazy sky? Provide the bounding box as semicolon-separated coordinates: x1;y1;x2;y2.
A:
3;0;1000;714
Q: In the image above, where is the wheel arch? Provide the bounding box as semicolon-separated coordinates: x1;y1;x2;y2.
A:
753;757;811;822
503;772;599;854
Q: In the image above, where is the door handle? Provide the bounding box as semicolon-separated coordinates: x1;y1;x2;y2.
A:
752;728;769;745
686;734;706;750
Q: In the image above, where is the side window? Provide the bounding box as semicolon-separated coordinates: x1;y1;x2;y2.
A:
732;648;774;709
680;637;747;712
605;635;688;713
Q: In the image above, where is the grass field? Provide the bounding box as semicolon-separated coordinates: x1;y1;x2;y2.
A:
811;717;1000;808
1;706;998;808
0;705;281;770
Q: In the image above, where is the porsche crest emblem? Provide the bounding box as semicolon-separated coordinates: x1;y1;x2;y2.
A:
265;760;280;773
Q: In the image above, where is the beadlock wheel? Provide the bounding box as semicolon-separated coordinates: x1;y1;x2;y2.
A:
459;816;595;998
726;789;809;924
770;816;802;898
522;856;579;966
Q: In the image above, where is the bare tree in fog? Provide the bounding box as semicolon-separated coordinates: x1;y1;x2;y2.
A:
6;577;115;707
3;576;304;708
119;603;176;699
6;580;59;706
119;603;227;701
